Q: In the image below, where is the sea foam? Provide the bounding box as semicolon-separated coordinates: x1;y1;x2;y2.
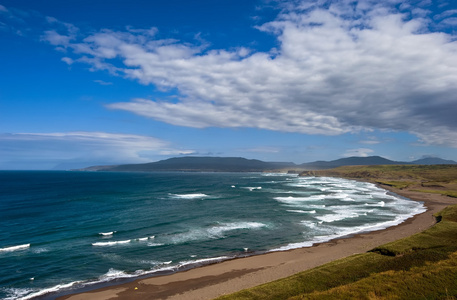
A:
165;221;267;245
92;236;154;246
2;280;84;300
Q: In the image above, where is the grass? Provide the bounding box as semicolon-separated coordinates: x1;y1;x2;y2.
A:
216;165;457;300
293;253;457;300
374;180;415;189
412;189;457;198
300;164;457;182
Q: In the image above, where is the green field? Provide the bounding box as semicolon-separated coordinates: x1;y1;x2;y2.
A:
217;165;457;300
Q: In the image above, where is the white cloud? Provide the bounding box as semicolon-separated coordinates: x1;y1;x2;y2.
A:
343;148;374;157
438;17;457;26
93;79;113;85
61;57;73;65
35;1;457;148
359;138;380;145
0;132;192;169
41;30;74;46
434;9;457;19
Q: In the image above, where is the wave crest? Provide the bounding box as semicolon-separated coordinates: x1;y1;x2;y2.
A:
0;244;30;253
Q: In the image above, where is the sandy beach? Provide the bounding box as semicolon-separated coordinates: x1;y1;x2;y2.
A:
59;186;456;300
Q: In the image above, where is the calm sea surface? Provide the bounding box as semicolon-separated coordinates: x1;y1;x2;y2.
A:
0;171;425;299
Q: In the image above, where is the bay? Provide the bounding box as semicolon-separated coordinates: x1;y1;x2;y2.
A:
0;171;425;299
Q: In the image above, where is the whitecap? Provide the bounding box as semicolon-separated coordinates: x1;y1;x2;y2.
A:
287;210;316;214
99;231;115;236
92;240;131;246
333;192;356;201
365;201;385;207
300;221;317;228
135;236;154;242
165;221;267;245
208;222;267;236
147;242;164;247
244;187;262;191
275;195;325;204
309;204;326;208
170;193;209;199
315;212;360;223
0;244;30;252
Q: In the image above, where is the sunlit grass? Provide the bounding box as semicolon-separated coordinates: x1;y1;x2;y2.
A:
217;205;457;300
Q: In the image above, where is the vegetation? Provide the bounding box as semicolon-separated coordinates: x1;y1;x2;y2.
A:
216;165;457;300
300;164;457;181
411;189;457;198
301;164;457;198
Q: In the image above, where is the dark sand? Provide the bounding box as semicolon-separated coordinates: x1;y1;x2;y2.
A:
60;187;456;300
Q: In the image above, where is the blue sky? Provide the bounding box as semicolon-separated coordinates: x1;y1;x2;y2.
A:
1;0;457;170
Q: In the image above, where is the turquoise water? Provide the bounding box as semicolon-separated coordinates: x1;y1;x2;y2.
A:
0;171;425;299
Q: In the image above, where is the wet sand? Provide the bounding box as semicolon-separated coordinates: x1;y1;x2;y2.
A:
60;187;456;300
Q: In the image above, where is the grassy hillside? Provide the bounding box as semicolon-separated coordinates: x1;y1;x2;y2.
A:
216;165;457;300
301;164;457;197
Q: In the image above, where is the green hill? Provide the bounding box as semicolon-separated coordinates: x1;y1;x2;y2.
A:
82;157;296;172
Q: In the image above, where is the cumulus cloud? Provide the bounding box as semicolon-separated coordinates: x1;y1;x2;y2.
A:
31;1;457;148
0;132;193;169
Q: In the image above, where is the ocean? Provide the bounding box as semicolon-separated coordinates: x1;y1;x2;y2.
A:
0;171;425;300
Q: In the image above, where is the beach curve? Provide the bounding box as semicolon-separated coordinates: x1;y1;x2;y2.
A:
58;184;456;300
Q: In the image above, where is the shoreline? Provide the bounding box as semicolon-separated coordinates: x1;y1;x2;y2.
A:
58;185;457;300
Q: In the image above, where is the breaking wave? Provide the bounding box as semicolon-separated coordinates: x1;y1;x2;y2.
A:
0;244;30;253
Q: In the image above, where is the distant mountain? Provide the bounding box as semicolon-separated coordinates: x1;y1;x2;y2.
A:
299;156;407;170
410;157;457;165
81;157;297;172
79;155;456;173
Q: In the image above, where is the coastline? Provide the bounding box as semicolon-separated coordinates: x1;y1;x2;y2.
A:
58;185;457;300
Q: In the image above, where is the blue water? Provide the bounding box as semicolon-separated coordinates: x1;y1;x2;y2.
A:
0;171;425;299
